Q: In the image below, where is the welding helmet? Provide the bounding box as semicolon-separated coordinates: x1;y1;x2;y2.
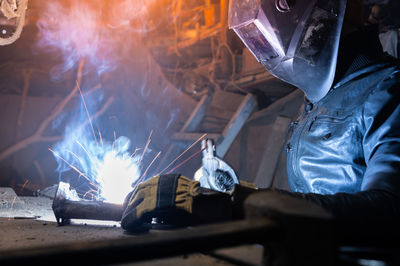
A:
229;0;347;103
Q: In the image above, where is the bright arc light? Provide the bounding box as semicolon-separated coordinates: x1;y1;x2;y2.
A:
95;150;140;204
53;133;142;205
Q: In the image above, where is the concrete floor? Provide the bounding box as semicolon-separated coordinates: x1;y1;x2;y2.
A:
0;187;263;265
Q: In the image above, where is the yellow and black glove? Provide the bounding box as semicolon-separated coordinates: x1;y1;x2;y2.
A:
121;174;234;232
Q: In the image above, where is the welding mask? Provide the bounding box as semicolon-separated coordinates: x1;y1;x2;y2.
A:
229;0;346;103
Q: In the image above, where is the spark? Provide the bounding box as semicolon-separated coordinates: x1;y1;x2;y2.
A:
83;188;98;199
49;148;92;184
166;147;205;174
67;149;85;168
52;134;142;204
19;179;30;195
50;122;155;203
76;80;98;145
75;140;94;163
87;180;100;190
137;151;161;185
98;128;104;147
11;196;17;209
139;130;153;166
130;147;142;158
159;133;207;175
113;131;117;150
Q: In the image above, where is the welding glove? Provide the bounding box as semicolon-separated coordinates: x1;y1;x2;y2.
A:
121;174;234;232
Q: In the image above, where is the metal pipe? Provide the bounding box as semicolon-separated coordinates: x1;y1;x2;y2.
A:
53;199;124;225
52;182;124;225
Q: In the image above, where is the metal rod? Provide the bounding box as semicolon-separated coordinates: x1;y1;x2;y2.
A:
0;218;281;265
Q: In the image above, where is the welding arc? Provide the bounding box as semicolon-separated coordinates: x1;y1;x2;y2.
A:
158;133;207;175
166;147;206;174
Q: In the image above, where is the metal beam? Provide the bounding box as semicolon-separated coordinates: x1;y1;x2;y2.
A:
254;116;291;188
217;94;257;158
0;218;280;265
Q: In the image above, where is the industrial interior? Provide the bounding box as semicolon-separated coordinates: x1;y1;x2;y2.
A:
0;0;399;265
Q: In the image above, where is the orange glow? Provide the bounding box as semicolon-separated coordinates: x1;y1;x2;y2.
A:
36;0;161;75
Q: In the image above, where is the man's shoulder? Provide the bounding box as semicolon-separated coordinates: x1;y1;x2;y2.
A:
334;54;399;89
319;56;399;114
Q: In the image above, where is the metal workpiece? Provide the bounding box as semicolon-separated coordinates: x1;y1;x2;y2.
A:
52;182;124;225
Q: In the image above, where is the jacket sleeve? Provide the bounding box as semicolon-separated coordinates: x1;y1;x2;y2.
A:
298;189;400;242
278;68;400;242
361;68;400;196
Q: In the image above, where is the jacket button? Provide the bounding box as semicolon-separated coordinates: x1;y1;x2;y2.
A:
322;133;332;140
305;102;314;112
286;143;292;152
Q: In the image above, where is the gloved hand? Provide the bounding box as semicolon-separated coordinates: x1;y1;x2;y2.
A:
121;174;233;232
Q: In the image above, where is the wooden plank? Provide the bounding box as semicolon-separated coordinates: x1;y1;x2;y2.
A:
210;90;244;112
253;116;291;188
172;132;221;143
181;94;211;133
247;89;303;124
216;94;257;158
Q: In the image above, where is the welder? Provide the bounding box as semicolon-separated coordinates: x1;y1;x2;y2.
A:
121;0;400;244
